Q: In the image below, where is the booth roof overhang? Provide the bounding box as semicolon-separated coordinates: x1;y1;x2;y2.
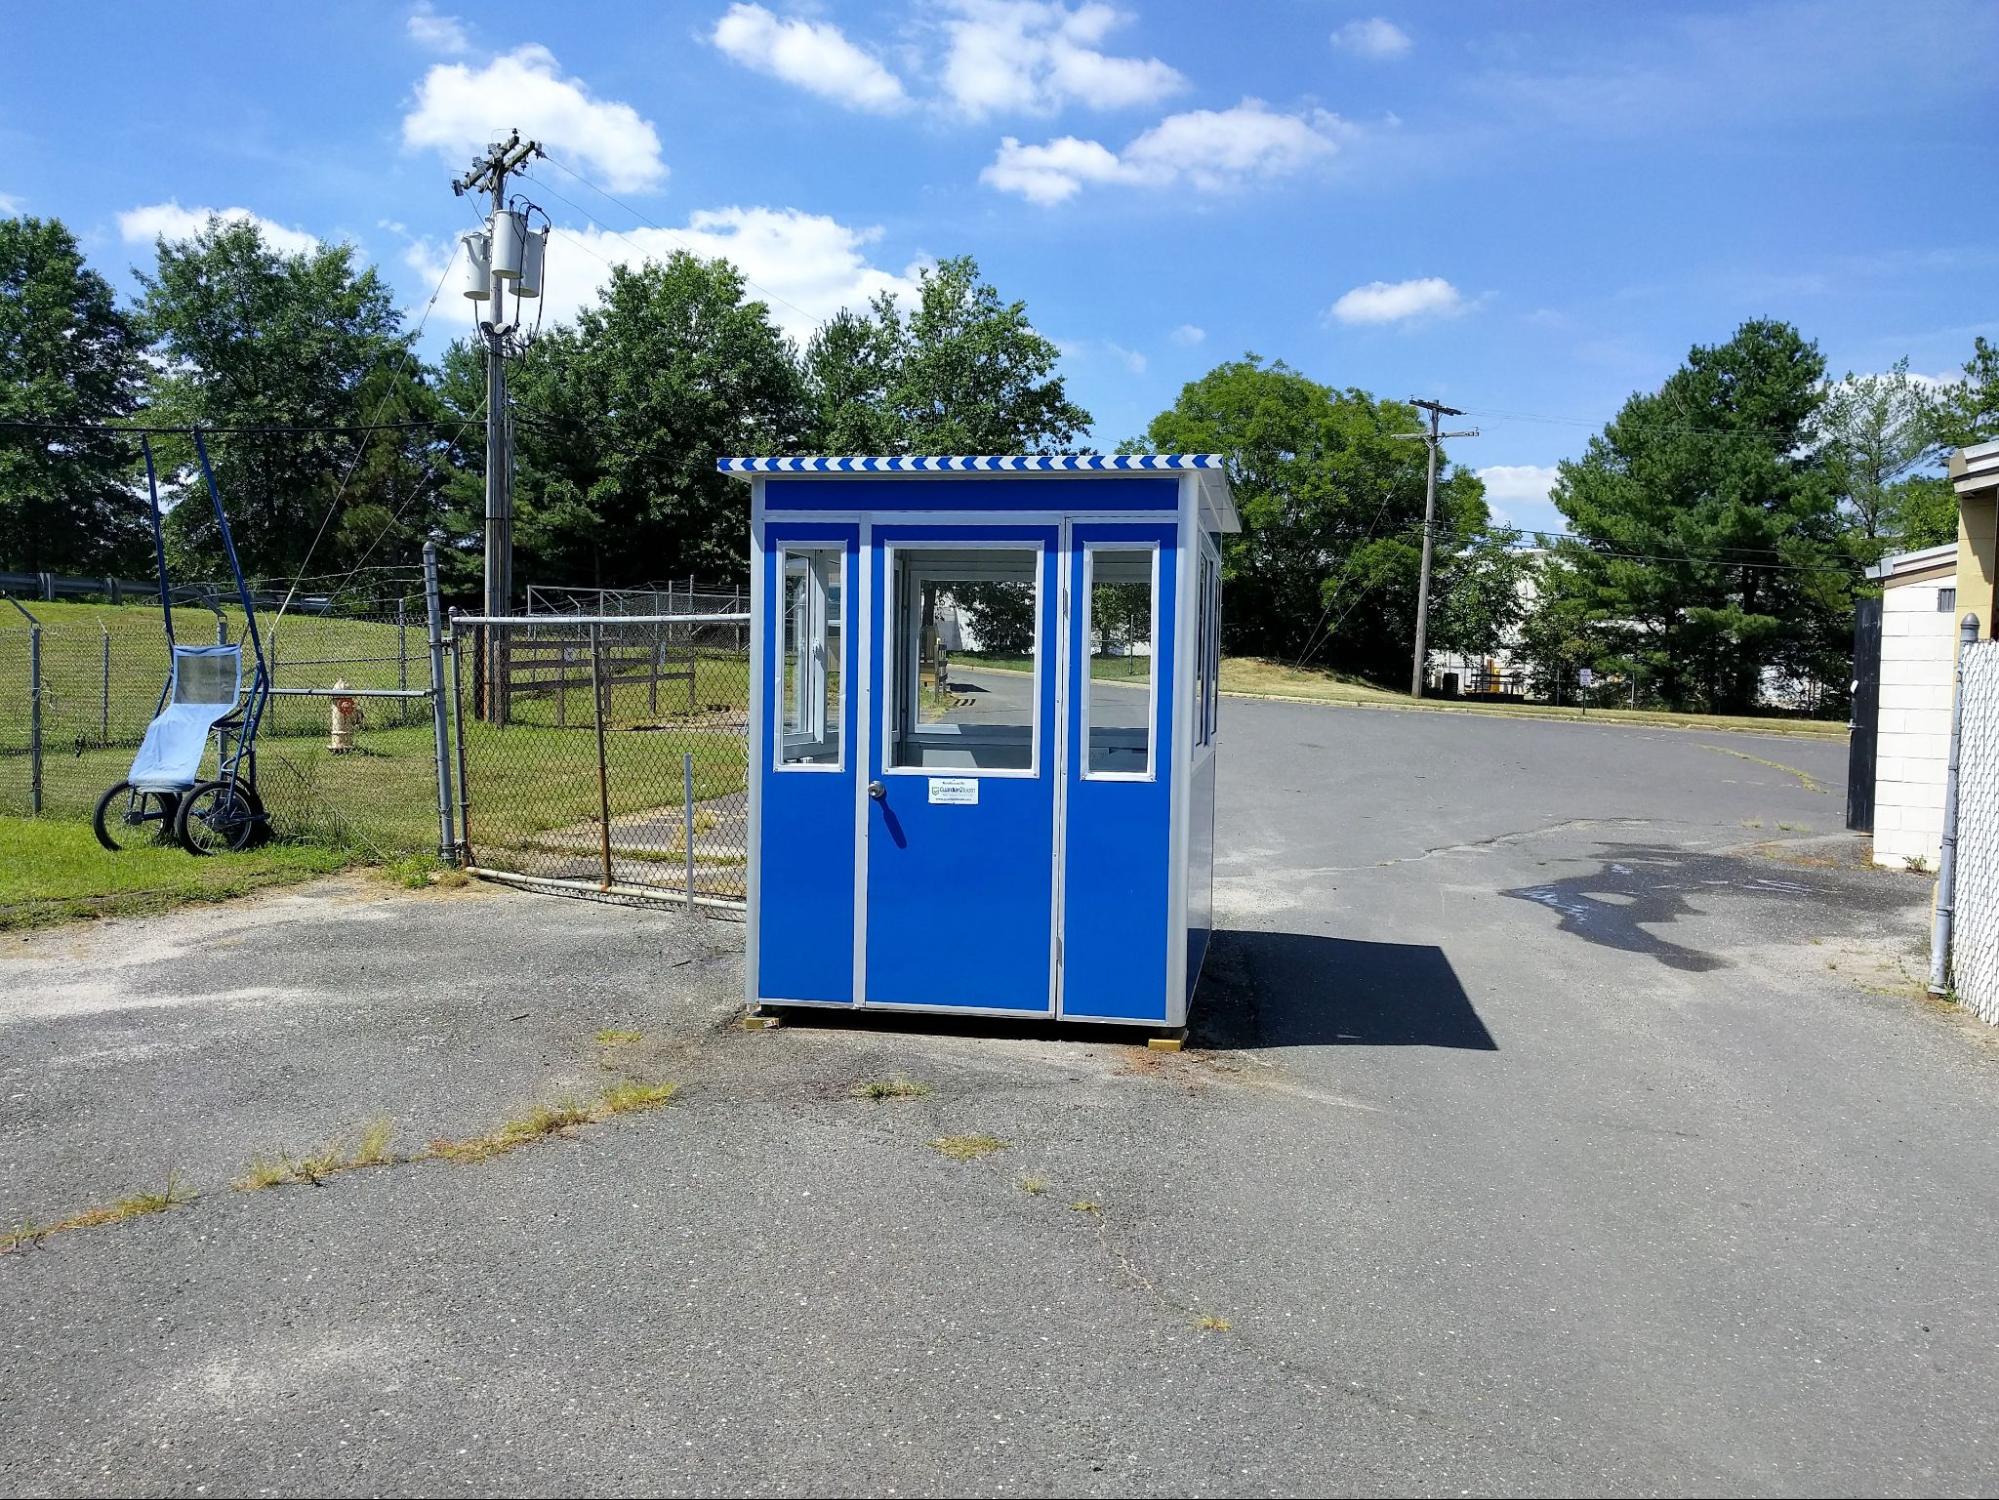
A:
718;452;1239;532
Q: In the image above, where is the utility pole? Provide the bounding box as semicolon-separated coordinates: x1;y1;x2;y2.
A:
1395;398;1478;699
453;129;542;720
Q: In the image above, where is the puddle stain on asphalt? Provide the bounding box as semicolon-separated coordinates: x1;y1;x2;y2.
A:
1500;843;1827;973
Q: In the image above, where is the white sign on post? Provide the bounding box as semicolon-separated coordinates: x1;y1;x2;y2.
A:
928;777;978;806
1578;668;1595;688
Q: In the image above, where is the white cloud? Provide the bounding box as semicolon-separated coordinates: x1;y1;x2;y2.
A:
1330;276;1465;325
982;99;1345;203
0;192;21;215
712;4;908;113
407;2;471;55
1170;323;1204;346
940;1;1185;118
1332;17;1411;60
402;44;666;193
535;205;924;346
1105;342;1147;375
117;200;321;257
1475;464;1561;523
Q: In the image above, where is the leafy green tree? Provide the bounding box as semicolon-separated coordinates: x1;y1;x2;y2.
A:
1928;335;1999;452
443;251;807;595
0;216;147;573
1812;358;1942;561
135;217;448;582
1138;355;1503;681
802;256;1090;454
1530;319;1850;713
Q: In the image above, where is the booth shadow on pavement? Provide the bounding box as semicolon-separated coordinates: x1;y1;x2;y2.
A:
1193;928;1498;1052
758;928;1495;1053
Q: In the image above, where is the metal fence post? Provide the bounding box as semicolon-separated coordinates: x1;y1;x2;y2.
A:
100;625;111;745
449;608;473;861
423;544;457;864
216;615;229;646
28;623;42;813
397;596;409;726
1931;612;1980;996
590;621;613;890
682;751;695;912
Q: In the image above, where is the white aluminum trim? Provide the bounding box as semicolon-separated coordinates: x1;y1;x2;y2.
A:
879;537;1048;781
744;479;766;1011
852;516;873;1008
1051;517;1072;1018
771;544;846;775
1166;474;1196;1027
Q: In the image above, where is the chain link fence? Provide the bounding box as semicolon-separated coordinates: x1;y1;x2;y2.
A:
1949;641;1999;1025
1;577;455;858
450;612;751;908
525;580;748;618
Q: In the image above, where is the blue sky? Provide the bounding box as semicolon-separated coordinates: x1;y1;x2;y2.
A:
7;1;1997;535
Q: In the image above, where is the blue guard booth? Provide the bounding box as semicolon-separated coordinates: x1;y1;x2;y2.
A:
723;452;1238;1030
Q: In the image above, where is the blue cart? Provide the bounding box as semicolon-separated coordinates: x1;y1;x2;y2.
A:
725;453;1237;1028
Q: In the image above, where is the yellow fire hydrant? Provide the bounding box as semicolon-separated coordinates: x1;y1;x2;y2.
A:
327;679;364;753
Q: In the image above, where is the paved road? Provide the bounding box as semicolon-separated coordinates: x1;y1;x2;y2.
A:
4;701;1996;1496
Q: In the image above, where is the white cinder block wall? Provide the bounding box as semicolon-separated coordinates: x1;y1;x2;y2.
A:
1873;576;1957;869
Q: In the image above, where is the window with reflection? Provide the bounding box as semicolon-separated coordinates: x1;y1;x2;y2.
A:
889;546;1040;773
1083;546;1155;778
777;547;842;767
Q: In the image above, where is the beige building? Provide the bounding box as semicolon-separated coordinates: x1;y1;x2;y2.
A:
1867;542;1960;869
1866;441;1999;869
1953;439;1999;639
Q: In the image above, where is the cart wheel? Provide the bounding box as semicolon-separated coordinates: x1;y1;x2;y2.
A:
93;781;181;852
173;779;266;856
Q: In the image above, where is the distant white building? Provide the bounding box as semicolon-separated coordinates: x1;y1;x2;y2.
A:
1429;548;1544;696
1866;541;1959;869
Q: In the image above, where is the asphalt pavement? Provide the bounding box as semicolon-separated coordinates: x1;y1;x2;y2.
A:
4;698;1996;1497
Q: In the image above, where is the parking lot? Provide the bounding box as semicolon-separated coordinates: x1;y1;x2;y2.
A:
5;697;1997;1497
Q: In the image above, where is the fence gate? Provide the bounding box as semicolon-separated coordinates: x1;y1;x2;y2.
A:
447;611;751;909
1953;641;1999;1024
1846;597;1881;832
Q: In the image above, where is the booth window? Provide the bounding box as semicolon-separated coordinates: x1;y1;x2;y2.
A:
1082;545;1156;778
777;546;842;768
888;546;1039;773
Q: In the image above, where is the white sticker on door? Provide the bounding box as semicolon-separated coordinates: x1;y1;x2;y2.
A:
928;777;978;805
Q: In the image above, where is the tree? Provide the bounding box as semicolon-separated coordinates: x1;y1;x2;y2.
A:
1928;335;1999;453
135;217;448;582
443;252;807;595
0;216;147;573
802;256;1090;454
1138;356;1506;682
1812;359;1941;561
1529;320;1851;713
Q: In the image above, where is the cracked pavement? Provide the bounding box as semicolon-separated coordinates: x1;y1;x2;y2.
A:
5;698;1998;1497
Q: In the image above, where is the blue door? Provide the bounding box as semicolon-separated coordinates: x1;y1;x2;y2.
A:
863;524;1059;1013
1059;524;1176;1022
756;524;858;1005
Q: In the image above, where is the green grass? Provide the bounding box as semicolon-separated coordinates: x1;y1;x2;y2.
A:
1218;657;1849;738
929;1133;1007;1162
0;814;349;931
853;1077;932;1100
953;650;1149;682
1;601;753;864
